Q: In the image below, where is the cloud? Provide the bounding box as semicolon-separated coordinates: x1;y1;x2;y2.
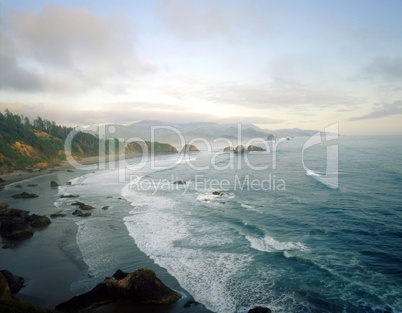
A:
362;57;402;82
163;82;363;109
349;100;402;120
0;5;157;93
157;0;269;41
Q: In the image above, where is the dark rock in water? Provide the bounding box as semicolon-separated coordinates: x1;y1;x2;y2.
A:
247;145;266;152
0;177;6;183
50;213;66;218
50;181;59;187
27;184;38;187
71;201;95;210
106;196;112;198
173;180;186;185
66;181;72;185
56;268;181;313
0;220;34;240
101;206;109;210
223;146;234;152
67;169;74;172
0;270;24;294
2;243;15;249
26;214;51;228
0;204;51;240
184;298;199;308
181;144;200;153
212;191;223;196
0;204;29;220
248;306;272;313
72;209;91;217
11;192;39;199
71;201;85;206
14;184;23;188
80;204;95;210
60;194;79;198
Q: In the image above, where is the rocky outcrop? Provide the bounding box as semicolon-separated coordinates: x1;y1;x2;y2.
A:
60;194;79;198
72;210;91;217
0;203;51;240
212;191;224;196
0;270;24;294
223;146;234;152
25;214;51;228
247;145;266;152
173;180;186;185
11;192;39;199
71;202;95;210
56;268;181;313
0;271;56;313
234;145;246;154
181;144;199;153
50;181;59;187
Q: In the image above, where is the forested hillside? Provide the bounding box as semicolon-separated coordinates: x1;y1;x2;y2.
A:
0;109;99;173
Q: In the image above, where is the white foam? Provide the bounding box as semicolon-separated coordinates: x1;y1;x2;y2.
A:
246;235;309;253
122;186;254;312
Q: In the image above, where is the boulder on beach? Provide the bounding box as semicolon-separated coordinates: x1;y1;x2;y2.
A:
11;192;39;199
50;181;59;187
56;268;181;313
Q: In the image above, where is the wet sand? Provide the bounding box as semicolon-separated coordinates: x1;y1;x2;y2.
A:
0;159;212;312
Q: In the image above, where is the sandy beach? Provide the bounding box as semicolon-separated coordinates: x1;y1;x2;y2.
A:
0;158;211;313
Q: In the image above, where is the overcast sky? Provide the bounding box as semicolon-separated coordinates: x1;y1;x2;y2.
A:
1;0;402;135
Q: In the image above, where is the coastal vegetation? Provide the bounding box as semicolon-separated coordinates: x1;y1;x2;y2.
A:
0;109;99;173
0;110;178;173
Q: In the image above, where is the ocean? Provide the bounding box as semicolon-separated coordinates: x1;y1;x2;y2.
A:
53;136;402;312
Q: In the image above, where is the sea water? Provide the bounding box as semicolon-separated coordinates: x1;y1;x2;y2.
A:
57;136;402;313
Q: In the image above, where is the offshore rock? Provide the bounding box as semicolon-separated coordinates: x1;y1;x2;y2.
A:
25;214;51;228
0;220;34;240
72;209;91;217
56;268;181;313
0;203;51;240
50;181;59;187
11;192;39;199
247;145;266;151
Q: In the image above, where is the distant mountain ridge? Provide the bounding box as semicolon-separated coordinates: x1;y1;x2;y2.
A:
101;121;322;146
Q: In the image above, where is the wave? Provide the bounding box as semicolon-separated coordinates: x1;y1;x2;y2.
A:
246;234;309;253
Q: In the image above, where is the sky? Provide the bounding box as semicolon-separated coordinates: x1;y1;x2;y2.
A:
1;0;402;135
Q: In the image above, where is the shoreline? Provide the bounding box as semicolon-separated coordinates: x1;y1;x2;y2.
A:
0;158;213;313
